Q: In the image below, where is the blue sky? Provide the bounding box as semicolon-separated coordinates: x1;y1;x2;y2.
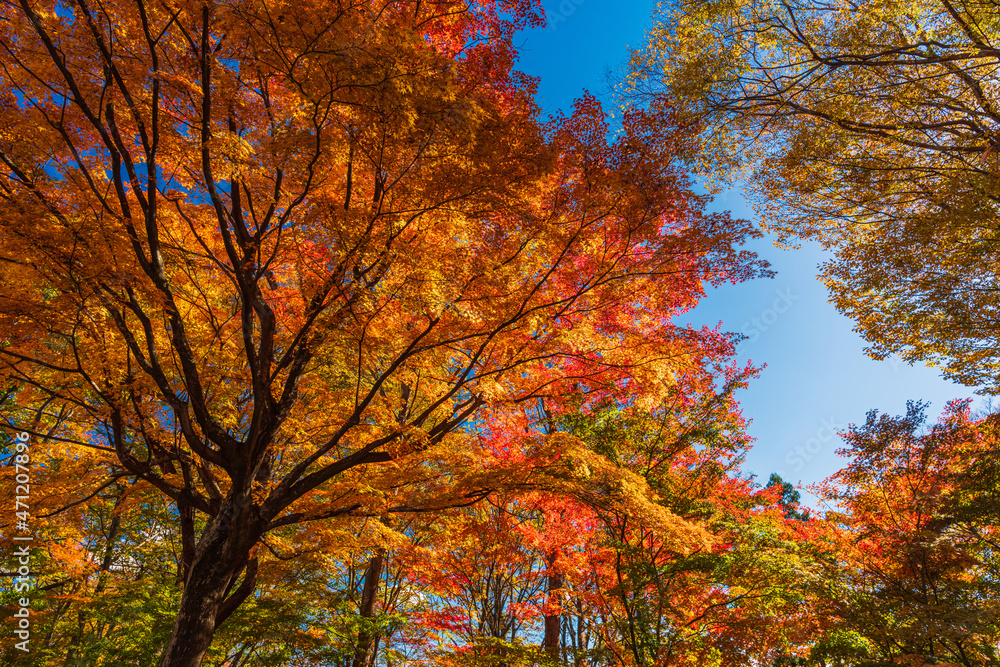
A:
513;0;981;506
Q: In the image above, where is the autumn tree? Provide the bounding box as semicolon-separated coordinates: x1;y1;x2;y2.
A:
558;384;821;667
807;401;1000;666
404;366;823;667
402;496;556;666
631;0;1000;391
0;0;768;663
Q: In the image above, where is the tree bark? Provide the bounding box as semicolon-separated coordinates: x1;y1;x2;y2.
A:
178;500;196;583
543;549;562;655
159;498;260;667
352;552;385;667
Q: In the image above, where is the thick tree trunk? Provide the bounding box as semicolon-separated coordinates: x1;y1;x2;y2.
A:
352;552;385;667
159;499;260;667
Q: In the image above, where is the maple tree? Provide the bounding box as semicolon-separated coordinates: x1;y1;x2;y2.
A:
402;496;560;666
0;0;769;663
561;394;821;667
630;0;1000;391
391;368;826;667
804;401;1000;667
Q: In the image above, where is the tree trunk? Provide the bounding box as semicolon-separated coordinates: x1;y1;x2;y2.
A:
178;500;196;583
543;550;562;655
352;552;385;667
159;499;259;667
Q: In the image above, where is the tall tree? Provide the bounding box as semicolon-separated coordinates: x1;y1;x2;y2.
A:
562;388;820;667
807;400;1000;666
0;0;767;663
631;0;1000;391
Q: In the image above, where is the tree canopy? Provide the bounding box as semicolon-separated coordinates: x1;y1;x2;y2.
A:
631;0;1000;392
0;0;770;663
3;0;1000;665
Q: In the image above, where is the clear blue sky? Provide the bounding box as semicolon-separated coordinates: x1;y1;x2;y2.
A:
513;0;981;506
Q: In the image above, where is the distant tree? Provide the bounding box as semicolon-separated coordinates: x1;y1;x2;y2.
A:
807;401;1000;666
766;474;808;521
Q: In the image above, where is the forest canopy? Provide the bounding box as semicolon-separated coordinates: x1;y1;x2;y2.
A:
631;0;1000;391
0;0;998;665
